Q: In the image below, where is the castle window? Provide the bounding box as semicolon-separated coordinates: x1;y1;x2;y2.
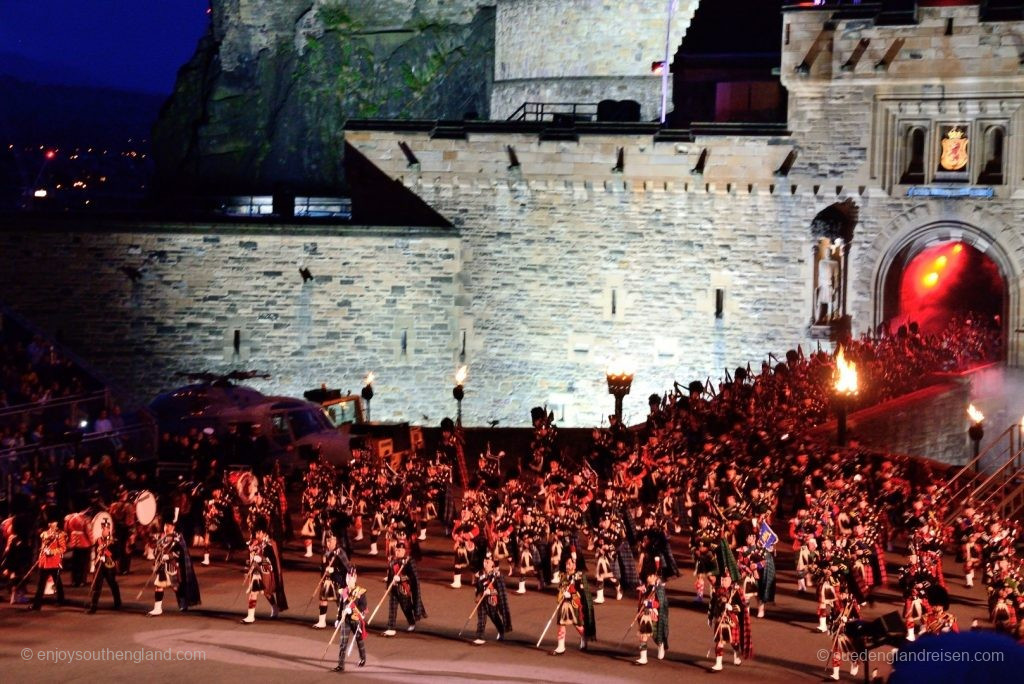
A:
899;126;926;185
978;125;1005;185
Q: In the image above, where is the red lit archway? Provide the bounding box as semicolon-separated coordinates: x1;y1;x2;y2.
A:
894;241;1003;335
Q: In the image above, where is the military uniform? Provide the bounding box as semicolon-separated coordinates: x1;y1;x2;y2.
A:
384;547;427;635
333;571;368;672
31;522;67;610
472;559;512;644
87;520;121;613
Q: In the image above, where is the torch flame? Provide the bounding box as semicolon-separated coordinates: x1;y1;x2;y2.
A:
455;365;468;386
606;360;635;380
834;347;858;394
364;372;375;386
967;404;984;424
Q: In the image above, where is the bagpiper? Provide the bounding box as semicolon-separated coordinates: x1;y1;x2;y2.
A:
470;552;513;644
147;511;201;615
383;542;427;636
549;553;596;655
825;580;862;681
301;481;325;558
451;506;481;589
707;574;751;671
898;554;934;641
87;517;121;613
514;506;548;593
333;568;368;672
634;557;669;665
314;531;352;629
242;521;288;623
30;515;67;610
593;513;626;603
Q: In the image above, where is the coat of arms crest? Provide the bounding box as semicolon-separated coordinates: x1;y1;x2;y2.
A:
940;127;968;171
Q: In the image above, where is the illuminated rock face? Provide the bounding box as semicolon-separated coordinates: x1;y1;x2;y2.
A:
153;0;494;195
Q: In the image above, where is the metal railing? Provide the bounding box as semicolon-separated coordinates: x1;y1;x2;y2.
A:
0;388;111;429
0;419;158;513
506;102;599;123
941;421;1024;525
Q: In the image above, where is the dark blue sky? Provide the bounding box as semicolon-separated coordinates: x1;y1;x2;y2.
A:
0;1;210;94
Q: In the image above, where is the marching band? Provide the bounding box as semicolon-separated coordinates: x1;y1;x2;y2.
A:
4;336;1024;678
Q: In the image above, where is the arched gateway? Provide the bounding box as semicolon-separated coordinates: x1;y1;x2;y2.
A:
864;204;1023;364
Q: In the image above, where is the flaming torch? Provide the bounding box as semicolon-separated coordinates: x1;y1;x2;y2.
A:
833;346;859;446
361;372;375;422
606;362;635;425
453;366;468;424
967;403;985;472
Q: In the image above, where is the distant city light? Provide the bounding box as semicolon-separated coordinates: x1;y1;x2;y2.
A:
33;189;47;198
44;150;56;160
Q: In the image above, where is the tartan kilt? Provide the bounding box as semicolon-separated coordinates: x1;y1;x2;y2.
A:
738;609;753;659
852;564;870;601
617;541;640;591
873;544;887;586
757;553;776;603
439;487;455;525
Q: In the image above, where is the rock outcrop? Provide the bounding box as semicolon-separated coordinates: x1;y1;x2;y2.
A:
153;0;494;195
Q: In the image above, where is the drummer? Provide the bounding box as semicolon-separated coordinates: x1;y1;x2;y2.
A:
64;498;98;588
109;486;136;575
87;517;121;613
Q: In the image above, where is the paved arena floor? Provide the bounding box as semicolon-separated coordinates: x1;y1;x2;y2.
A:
0;521;1000;683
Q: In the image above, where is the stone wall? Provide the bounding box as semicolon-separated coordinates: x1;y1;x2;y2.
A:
491;0;700;120
0;221;462;421
841;380;974;467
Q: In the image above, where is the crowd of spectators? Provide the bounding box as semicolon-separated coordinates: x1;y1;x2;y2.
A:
1;320;151;516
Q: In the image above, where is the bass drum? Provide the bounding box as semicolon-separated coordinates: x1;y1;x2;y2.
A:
90;511;114;542
236;472;259;505
133;490;157;526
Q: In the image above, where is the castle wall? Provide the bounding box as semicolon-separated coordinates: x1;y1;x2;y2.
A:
0;223;463;421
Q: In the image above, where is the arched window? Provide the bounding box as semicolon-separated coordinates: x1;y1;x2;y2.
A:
979;125;1005;185
900;126;926;184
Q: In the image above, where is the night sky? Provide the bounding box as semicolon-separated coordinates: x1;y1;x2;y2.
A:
0;1;210;94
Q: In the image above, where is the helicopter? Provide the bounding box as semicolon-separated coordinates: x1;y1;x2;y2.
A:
148;371;350;475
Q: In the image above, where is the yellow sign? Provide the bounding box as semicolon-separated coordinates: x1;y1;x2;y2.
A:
940;127;968;171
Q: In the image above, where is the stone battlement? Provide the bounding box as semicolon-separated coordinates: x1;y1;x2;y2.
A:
782;3;1024;85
